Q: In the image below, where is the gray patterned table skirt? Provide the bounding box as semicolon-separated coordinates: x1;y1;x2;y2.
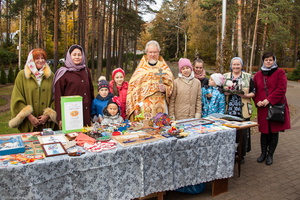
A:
0;129;236;200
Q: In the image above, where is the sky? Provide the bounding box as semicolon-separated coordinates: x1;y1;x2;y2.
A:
141;0;163;22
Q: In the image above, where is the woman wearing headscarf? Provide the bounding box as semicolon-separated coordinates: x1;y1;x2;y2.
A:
223;57;255;163
9;49;57;132
53;44;94;127
253;52;290;165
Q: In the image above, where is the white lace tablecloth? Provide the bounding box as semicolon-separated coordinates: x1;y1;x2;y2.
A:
0;128;236;200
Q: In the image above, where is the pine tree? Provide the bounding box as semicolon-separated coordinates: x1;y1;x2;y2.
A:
14;66;20;79
0;66;7;85
7;65;15;83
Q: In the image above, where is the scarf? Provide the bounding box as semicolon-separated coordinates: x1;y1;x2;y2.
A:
194;69;206;80
96;93;114;101
178;71;195;83
26;50;45;86
261;56;278;76
53;44;86;92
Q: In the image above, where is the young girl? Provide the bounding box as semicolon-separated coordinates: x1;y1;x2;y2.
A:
201;73;226;117
109;68;128;119
101;97;124;125
169;58;201;120
91;80;114;122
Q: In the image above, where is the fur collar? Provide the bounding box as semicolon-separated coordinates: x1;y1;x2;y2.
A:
24;63;52;79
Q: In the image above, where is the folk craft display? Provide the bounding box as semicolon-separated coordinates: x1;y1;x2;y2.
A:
41;142;68;157
112;132;165;147
0;135;25;155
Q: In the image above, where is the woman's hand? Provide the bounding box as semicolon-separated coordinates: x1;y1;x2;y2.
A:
257;99;269;107
38;115;50;125
28;114;40;128
158;84;166;93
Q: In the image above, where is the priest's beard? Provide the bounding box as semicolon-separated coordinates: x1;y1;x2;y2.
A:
148;59;158;65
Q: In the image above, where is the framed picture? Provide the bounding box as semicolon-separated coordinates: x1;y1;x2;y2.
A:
38;134;69;145
41;142;67;157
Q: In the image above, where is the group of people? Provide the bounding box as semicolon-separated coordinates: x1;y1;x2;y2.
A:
9;40;290;166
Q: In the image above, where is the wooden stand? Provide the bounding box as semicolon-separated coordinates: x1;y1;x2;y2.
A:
212;178;229;196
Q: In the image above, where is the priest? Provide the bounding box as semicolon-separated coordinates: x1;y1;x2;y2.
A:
126;40;174;120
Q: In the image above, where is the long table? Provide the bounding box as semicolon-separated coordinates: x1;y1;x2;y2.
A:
0;128;236;200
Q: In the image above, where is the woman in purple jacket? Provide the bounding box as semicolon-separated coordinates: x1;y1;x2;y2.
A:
253;52;291;165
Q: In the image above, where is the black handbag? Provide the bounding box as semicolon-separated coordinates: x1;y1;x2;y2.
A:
263;78;285;123
266;103;285;122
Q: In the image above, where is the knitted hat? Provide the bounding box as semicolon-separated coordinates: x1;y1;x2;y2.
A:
210;73;225;87
112;68;125;80
98;80;110;90
178;58;193;72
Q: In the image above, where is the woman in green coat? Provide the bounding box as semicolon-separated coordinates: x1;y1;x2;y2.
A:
9;49;57;133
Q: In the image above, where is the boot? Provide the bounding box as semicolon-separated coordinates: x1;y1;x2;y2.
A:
266;132;279;165
257;133;269;163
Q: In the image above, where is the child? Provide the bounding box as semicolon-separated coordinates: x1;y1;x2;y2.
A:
109;68;128;119
101;97;124;125
201;73;226;117
91;79;114;122
169;58;201;120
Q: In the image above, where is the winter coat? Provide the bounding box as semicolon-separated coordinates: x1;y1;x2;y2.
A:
109;80;128;119
91;93;114;117
9;64;57;133
202;86;225;117
54;68;94;126
253;68;291;133
101;114;124;126
169;77;201;120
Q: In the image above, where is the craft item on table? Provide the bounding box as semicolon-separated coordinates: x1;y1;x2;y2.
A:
128;121;144;131
168;122;180;136
152;112;172;127
23;141;44;157
64;140;77;149
84;141;117;152
134;102;145;122
222;120;258;128
42;128;54;136
176;118;214;127
74;132;96;147
68;149;86;156
21;134;39;142
61;96;84;133
0;135;25;155
0;154;38;165
140;127;160;135
65;132;79;140
112;132;164;147
117;120;130;132
112;131;121;136
208;113;244;121
38;134;69;146
41;142;68;157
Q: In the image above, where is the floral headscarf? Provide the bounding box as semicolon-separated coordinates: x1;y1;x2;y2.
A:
26;50;45;86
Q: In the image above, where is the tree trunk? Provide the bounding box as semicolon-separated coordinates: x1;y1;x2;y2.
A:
292;0;300;68
84;0;89;66
259;23;267;67
249;0;260;74
90;0;97;81
53;0;59;71
37;0;43;48
96;0;106;80
106;0;113;79
237;0;243;58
